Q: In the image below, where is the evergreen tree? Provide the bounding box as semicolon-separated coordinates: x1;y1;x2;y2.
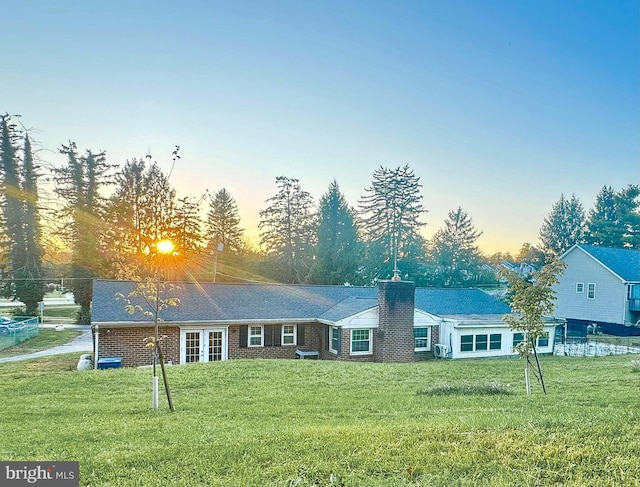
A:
259;176;316;283
173;196;204;255
585;186;620;247
427;207;483;287
584;184;640;249
103;157;178;279
539;194;585;257
206;188;244;254
358;165;426;281
0;116;23;301
310;180;362;285
15;134;45;314
0;118;46;314
615;184;640;249
53;144;112;323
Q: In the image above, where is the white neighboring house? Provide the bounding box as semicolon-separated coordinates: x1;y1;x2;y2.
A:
555;244;640;336
436;314;559;360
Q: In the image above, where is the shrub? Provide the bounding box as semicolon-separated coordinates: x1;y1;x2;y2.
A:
631;359;640;373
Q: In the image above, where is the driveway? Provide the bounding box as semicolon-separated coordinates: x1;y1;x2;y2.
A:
0;326;92;364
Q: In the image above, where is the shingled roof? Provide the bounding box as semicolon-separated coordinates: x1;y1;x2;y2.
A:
91;280;510;325
573;244;640;282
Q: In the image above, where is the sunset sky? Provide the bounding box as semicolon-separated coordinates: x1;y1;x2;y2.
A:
2;0;638;254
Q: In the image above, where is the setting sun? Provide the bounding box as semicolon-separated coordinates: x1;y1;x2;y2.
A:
156;240;175;254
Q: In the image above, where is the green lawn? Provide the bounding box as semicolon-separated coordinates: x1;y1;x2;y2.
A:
0;329;82;357
0;355;638;486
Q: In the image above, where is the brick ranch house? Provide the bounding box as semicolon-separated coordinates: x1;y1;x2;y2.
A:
90;279;559;367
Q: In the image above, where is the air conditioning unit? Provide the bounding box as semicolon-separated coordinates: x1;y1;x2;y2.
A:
434;344;449;358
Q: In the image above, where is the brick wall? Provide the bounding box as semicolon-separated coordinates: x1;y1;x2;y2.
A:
97;326;180;367
376;280;416;363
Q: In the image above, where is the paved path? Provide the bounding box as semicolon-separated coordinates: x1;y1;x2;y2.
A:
0;326;92;364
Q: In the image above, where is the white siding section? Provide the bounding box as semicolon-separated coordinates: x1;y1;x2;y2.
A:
555;248;627;324
437;322;556;360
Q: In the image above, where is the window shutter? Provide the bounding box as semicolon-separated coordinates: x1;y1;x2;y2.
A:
337;327;342;354
239;325;248;348
264;325;274;347
274;325;281;346
297;324;305;346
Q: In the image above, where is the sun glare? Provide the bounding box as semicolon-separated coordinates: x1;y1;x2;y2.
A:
156;240;175;254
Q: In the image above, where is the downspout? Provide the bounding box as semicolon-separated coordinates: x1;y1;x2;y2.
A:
94;324;99;369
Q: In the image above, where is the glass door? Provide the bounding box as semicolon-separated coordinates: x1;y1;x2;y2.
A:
181;328;227;364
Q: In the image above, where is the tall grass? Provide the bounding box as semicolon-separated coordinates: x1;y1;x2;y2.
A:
0;355;638;486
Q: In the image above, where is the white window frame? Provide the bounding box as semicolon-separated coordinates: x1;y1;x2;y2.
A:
329;326;340;354
576;282;584;293
248;325;264;347
537;332;549;348
281;324;297;346
350;328;372;356
587;283;596;300
414;326;431;352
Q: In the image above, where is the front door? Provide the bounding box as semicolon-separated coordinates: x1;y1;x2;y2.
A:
181;328;227;364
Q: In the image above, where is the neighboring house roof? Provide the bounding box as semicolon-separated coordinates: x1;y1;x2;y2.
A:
567;244;640;282
91;280;511;324
414;288;510;315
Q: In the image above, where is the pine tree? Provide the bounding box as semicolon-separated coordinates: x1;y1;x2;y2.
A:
310;180;362;284
206;188;244;254
0;116;24;301
615;185;640;249
358;165;426;281
428;207;483;287
14;134;45;314
539;194;585;257
53;144;112;323
0;118;46;314
585;186;620;247
259;176;316;283
174;196;204;255
103;158;177;279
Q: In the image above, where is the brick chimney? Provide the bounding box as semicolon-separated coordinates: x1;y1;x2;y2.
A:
376;280;415;362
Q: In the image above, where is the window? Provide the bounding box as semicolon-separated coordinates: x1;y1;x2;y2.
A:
537;332;549;347
414;327;431;351
282;325;296;345
350;329;372;355
248;326;263;347
460;334;473;352
513;332;525;348
490;333;502;350
329;326;340;354
587;283;596;300
475;334;488;351
576;282;584;293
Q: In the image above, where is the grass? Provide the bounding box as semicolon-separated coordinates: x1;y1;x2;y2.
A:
0;355;638;486
42;305;80;319
0;328;82;357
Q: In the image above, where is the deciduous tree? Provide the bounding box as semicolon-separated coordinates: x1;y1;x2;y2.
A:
502;259;566;394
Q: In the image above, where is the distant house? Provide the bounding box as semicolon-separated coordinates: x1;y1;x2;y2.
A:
91;279;558;367
555;244;640;337
499;261;538;279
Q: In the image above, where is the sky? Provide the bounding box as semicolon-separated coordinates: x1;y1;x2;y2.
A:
1;0;638;254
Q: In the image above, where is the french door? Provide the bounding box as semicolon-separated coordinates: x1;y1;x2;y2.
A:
181;328;227;364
